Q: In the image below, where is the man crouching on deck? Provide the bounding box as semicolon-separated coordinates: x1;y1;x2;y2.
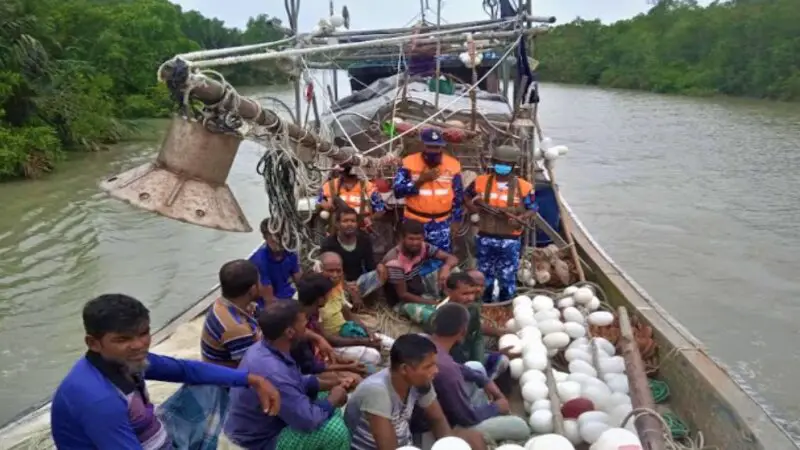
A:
344;333;486;450
50;294;279;449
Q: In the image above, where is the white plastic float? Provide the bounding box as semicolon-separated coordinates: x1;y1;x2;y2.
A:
509;282;637;446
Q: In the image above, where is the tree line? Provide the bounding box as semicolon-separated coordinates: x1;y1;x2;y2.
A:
535;0;799;101
1;0;289;180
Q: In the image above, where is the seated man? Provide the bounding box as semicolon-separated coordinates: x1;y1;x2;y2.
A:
201;259;262;368
318;251;395;349
51;294;279;449
298;270;382;367
250;218;302;306
320;207;387;303
428;303;530;443
344;334;485;450
225;301;351;450
383;220;458;325
447;271;514;365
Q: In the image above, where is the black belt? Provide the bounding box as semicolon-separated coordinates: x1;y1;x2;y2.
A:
404;205;452;219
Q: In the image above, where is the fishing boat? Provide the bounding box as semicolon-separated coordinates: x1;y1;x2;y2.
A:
1;1;797;449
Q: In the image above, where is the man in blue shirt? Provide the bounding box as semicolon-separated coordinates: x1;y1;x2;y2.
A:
250;218;302;306
51;294;280;450
225;301;351;450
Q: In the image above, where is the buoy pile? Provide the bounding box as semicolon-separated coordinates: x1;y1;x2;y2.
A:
504;285;644;448
518;245;579;288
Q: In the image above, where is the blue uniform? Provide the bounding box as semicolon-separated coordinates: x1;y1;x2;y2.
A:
466;182;537;302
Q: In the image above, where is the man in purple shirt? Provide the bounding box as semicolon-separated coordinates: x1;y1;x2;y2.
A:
224;301;351;450
51;294;279;450
427;303;531;443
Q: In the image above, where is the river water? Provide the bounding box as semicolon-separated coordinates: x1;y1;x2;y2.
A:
1;79;799;437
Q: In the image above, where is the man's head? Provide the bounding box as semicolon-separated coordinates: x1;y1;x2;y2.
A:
432;303;470;344
297;272;335;312
83;294;151;373
340;162;356;179
466;269;486;297
336;207;359;237
390;333;439;388
258;301;306;345
419;127;446;166
219;259;260;302
260;218;283;252
445;272;477;304
319;251;344;285
491;145;520;176
399;220;426;256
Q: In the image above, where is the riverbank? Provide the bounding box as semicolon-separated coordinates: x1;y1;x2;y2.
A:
536;0;799;101
1;0;288;181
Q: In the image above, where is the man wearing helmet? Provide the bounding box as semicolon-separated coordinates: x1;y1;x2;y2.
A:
465;145;538;302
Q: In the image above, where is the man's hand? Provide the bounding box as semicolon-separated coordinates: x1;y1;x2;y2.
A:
319;199;334;211
499;346;522;360
327;385;348;407
494;397;511;415
362;216;373;230
246;374;281;415
344;361;368;375
316;339;336;361
418;167;440;184
438;265;452;288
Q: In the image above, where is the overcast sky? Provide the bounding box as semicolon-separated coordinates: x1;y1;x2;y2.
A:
173;0;711;31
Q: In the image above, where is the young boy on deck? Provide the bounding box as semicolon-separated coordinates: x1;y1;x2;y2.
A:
298;270;383;367
318;251;395;351
292;273;367;386
250;218;302;306
444;271;513;369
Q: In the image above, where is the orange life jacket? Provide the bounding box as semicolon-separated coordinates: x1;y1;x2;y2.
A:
322;178;373;215
402;152;461;223
473;173;533;237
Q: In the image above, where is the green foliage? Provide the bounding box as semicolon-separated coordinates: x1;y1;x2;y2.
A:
0;0;289;180
536;0;800;101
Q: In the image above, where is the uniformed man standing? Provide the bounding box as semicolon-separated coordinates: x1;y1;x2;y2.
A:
466;145;537;302
392;127;463;253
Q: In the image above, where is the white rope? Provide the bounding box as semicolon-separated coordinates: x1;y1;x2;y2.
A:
359;35;521;155
299;59;359;155
186;18;520;68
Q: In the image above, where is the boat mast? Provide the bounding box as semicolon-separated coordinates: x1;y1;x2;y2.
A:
432;0;443;109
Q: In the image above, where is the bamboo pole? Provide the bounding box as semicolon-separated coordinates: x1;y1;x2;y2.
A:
314;14;555;39
304;28;548;49
618;307;667;450
544;360;566;435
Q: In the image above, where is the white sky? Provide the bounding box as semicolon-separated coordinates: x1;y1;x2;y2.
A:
172;0;712;31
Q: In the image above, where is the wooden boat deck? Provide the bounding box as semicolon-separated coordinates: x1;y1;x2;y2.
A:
0;201;796;450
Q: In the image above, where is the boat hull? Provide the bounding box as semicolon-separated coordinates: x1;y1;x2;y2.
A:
0;201;796;450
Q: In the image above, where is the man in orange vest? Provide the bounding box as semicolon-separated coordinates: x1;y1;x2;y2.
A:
393;127;463;253
466;145;538;302
317;162;386;229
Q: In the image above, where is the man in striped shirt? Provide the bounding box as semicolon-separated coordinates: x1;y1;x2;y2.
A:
201;259;263;368
383;220;458;325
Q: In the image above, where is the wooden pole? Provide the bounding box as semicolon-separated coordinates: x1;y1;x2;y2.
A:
545;162;586;282
618;307;667;450
544;360;565;435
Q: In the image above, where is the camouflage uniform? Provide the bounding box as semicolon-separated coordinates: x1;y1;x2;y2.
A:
475;235;522;302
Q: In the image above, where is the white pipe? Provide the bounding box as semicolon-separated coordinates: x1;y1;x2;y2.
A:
187;20;524;68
